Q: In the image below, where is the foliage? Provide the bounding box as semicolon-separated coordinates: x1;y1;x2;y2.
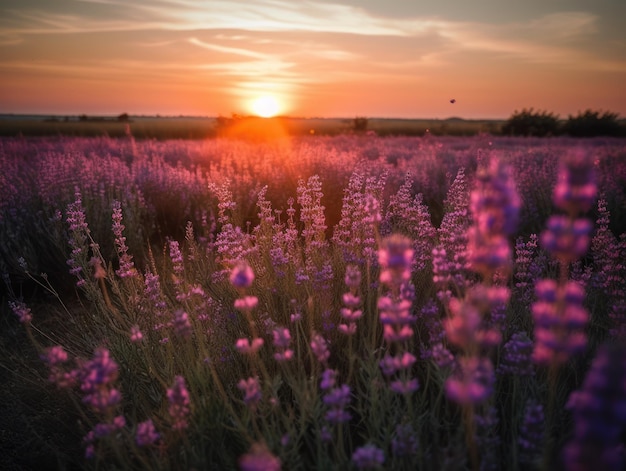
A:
501;108;560;137
562;110;624;137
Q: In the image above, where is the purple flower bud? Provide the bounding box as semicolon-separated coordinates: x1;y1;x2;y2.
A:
238;377;261;407
167;375;191;431
8;300;32;324
236;337;264;354
389;378;420;394
379;234;414;287
553;153;596;215
310;333;330;364
234;296;259;312
344;264;362;289
230;262;255;289
136;419;160;447
445;356;495;405
541;216;592;263
239;442;281;471
352;443;385;470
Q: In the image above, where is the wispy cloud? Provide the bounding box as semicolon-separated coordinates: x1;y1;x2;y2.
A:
187;38;268;59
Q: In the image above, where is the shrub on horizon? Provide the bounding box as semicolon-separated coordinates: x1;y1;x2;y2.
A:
502;108;560;137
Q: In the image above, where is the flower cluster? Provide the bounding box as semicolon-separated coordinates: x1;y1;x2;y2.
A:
41;345;78;389
238;376;262;408
378;234;419;394
497;332;534;376
111;200;136;278
444;159;517;406
531;280;588;365
80;348;122;415
167;375;191;431
532;151;596;366
467;158;520;278
65;188;91;287
445;356;495;405
352;443;385;470
8;300;32;324
135;419;160;447
338;265;363;336
272;327;294;362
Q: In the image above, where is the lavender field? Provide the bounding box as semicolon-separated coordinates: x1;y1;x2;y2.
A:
1;134;626;470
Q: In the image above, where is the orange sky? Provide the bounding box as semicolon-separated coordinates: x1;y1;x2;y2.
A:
1;0;625;119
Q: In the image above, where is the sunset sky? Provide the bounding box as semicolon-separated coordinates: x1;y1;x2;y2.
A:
1;0;625;119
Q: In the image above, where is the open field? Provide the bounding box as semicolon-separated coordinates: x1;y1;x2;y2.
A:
0;115;505;139
1;134;626;470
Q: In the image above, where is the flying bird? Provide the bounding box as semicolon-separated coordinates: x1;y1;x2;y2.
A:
450;99;456;104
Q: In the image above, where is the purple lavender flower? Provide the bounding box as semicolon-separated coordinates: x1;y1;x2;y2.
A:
563;343;626;471
532;280;589;365
320;369;337;390
352;444;385;470
470;159;521;237
467;228;511;278
167;375;191;431
445;356;495;405
136;419;160;447
379;352;417;377
234;296;259;312
497;332;534;376
553;152;596;216
143;271;168;317
8;300;32;324
130;325;143;342
272;327;293;362
93;415;125;438
80;348;121;414
310;332;330;364
168;239;184;276
65;188;91;287
111;200;136;278
420;300;444;345
518;400;544;465
239;442;281;471
389;378;420;394
378;234;414;288
444;297;481;349
431;343;455;368
541;215;592;264
344;264;362;290
323;384;351;424
230;262;255;289
238;377;262;407
235;337;264;355
391;423;418;458
173;309;192;338
41;345;78;388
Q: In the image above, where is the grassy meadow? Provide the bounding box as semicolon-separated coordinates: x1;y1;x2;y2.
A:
0;115;504;139
1;131;626;470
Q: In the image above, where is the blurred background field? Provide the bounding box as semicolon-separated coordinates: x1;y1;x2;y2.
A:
0;115;506;139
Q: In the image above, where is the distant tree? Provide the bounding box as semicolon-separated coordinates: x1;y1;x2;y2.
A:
501;108;560;137
78;114;88;122
353;116;368;133
562;110;623;137
117;113;130;122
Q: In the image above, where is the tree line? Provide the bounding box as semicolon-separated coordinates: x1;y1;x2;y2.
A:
502;108;624;137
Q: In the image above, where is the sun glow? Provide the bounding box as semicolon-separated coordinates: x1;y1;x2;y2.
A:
250;95;281;118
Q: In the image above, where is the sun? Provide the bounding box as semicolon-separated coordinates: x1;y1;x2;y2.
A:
251;95;281;118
